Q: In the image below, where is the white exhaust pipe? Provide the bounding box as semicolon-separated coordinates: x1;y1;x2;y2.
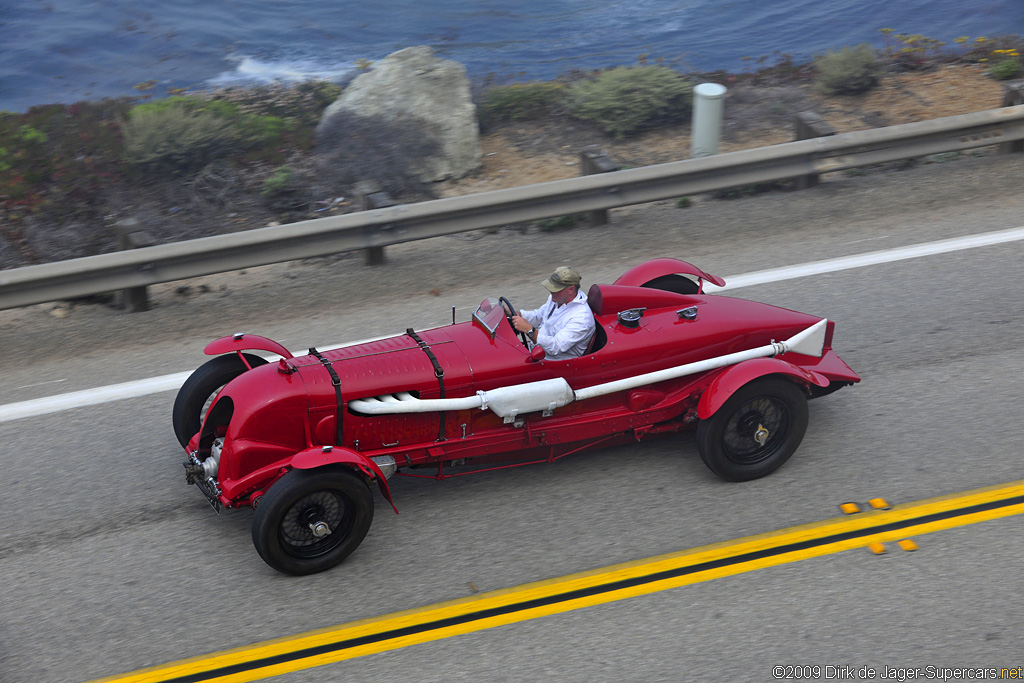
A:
348;319;827;419
348;378;576;421
575;318;825;401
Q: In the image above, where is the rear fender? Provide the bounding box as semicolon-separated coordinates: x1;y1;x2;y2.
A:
204;333;294;360
613;257;727;289
697;358;829;420
290;447;397;513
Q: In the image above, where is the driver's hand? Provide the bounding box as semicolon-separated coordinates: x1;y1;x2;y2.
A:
510;315;531;333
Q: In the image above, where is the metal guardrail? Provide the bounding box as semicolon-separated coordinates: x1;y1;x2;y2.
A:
2;104;1024;310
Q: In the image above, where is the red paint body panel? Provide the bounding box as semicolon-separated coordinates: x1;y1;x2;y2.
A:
204;334;294;359
613;257;727;289
586;284;693;316
290;447;396;511
696;357;829;420
182;259;860;511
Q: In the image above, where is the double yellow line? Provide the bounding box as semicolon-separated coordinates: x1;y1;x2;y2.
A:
94;480;1024;683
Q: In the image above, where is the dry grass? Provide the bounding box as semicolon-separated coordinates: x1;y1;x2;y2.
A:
439;64;1006;198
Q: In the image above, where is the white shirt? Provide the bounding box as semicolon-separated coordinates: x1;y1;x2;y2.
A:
521;289;596;360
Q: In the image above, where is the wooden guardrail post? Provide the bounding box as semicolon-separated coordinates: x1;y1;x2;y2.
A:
354;180;397;265
113;218;154;312
792;111;837;189
579;146;619;226
1000;81;1024;154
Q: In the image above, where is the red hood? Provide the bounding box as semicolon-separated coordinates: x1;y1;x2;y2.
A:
290;329;475;413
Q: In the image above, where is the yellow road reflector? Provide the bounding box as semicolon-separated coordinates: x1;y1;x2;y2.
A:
867;541;887;555
868;497;891;509
839;502;861;514
898;539;919;551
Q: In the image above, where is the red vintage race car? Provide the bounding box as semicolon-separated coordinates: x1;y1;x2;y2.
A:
173;258;860;575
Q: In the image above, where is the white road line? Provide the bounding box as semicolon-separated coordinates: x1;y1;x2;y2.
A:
16;378;68;390
0;339;390;424
3;226;1023;424
709;226;1024;292
0;372;195;423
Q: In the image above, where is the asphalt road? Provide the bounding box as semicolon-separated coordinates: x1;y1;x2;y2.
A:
2;151;1023;682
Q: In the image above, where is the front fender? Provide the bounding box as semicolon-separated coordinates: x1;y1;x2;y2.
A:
204;333;294;360
291;447;397;513
697;358;829;420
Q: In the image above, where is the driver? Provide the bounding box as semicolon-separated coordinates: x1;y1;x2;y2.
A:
510;266;596;360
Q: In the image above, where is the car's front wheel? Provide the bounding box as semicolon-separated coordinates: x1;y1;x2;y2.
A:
251;467;374;575
172;353;267;448
696;377;809;481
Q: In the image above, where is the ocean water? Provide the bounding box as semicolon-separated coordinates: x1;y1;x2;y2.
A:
1;0;1021;112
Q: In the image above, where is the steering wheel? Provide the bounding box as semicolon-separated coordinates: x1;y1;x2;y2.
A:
498;296;531;347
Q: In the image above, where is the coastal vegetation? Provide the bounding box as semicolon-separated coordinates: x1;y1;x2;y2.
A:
122;97;286;174
479;82;565;125
481;65;694;138
569;66;693;138
813;44;882;95
0;31;1021;269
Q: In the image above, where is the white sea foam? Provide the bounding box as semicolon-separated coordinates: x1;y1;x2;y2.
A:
207;55;354;87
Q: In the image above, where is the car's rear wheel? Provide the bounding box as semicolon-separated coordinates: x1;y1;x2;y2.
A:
252;467;374;575
640;273;699;295
172;353;267;448
696;377;808;481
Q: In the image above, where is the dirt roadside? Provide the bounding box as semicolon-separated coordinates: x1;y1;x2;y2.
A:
440;64;1005;196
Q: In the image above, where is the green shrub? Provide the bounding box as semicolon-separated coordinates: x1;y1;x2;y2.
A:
203;81;340;150
0;100;130;216
262;165;295;197
17;125;48;144
122;96;286;173
479;82;566;123
123;104;240;173
239;113;286;146
569;66;692;138
0;122;50;180
989;58;1022;80
814;44;882;96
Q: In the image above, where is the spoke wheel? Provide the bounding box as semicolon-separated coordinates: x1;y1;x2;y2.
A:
252;467;374;575
721;396;790;465
278;489;354;559
696;377;809;482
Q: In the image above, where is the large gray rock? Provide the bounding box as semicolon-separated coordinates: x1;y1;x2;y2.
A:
318;46;481;182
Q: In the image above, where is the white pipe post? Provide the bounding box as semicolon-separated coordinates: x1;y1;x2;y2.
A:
691;83;727;158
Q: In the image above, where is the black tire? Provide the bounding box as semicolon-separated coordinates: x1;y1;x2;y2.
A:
641;274;699;295
172;353;267;448
251;467;374;576
696;377;809;482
